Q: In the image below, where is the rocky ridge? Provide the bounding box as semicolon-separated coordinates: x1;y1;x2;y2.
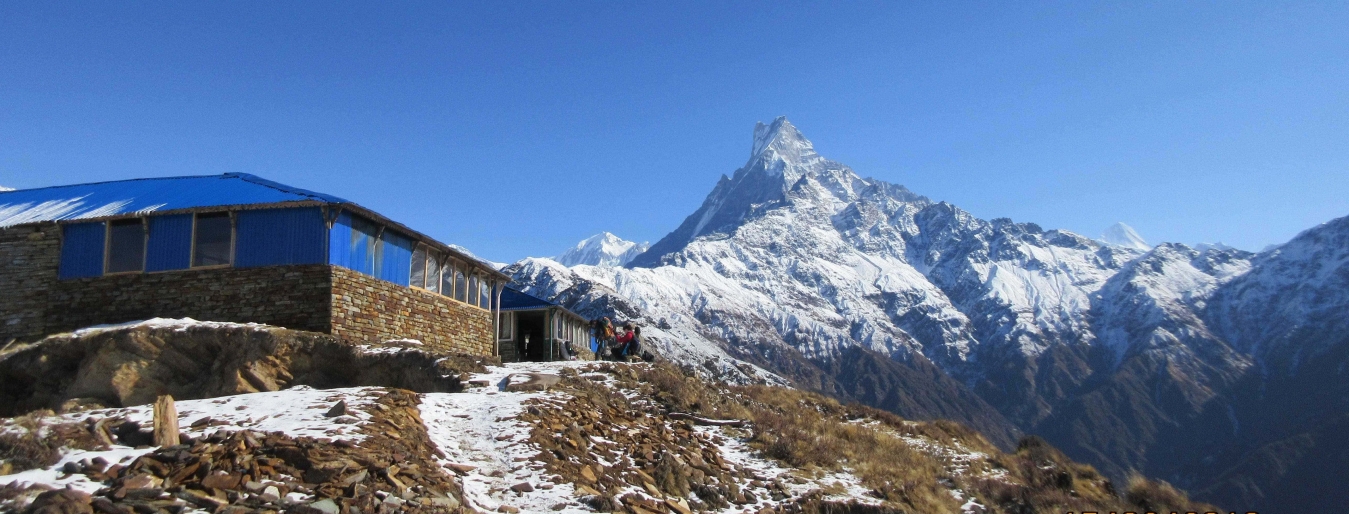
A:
504;117;1349;512
1;321;1216;514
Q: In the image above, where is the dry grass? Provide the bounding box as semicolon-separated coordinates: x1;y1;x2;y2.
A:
0;409;110;476
631;362;1221;514
1125;473;1213;513
0;411;62;474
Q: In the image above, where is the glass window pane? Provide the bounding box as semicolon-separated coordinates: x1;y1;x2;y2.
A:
410;245;427;288
107;219;146;273
479;277;490;308
440;258;454;296
454;264;467;302
426;252;442;294
467;273;479;306
498;312;512;340
192;213;232;267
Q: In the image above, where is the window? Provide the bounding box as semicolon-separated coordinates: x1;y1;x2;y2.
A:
410;245;427;288
440;257;454;297
498;312;513;340
467;273;479;307
454;264;467;302
192;212;232;267
106;219;145;273
479;277;491;309
426;252;442;294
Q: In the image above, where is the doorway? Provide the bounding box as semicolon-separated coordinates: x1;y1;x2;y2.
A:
515;311;548;361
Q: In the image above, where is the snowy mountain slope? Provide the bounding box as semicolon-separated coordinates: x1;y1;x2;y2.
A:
506;117;1349;512
555;233;650;267
1100;222;1151;251
504;257;787;386
1205;214;1349;364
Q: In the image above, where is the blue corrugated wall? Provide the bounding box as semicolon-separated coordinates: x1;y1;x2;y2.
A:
378;230;414;286
236;207;327;268
330;212;381;275
329;211;414;285
59;222;105;279
55;206;439;288
145;214;192;272
329;211;353;271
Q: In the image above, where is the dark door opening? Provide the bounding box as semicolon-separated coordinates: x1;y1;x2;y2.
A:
515;312;548;362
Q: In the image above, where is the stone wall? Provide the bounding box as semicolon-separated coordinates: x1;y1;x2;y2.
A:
2;222;495;357
46;265;334;337
0;223;61;342
330;266;494;356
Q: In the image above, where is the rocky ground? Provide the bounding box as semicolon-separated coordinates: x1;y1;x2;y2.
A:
1;321;1218;514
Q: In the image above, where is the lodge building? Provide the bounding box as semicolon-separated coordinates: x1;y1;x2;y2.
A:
0;173;580;360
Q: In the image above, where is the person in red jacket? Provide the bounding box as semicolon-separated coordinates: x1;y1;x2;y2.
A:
615;323;636;360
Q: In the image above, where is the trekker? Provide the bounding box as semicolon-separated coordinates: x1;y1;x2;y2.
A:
625;325;642;360
615;323;635;360
594;317;617;360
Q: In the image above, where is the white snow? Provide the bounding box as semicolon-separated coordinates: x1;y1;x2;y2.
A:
0;386;382;494
506;118;1265;386
1101;222;1151;251
419;363;585;513
418;360;878;513
555;233;650;268
66;317;273;337
0;195;144;228
0;447;157;494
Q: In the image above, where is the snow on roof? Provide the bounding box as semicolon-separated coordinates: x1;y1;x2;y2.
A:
0;173;349;228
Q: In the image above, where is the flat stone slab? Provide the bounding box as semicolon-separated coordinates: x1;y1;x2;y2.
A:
503;373;561;392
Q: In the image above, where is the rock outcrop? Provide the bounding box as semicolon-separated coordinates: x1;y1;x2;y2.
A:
0;320;496;416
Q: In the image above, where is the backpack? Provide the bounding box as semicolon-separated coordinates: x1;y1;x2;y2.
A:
600;317;615;340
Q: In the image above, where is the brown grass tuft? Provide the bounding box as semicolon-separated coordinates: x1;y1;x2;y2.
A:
0;411;63;474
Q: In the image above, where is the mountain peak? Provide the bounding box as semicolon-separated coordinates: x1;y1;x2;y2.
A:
1101;222;1151;251
749;117;819;168
555;232;650;267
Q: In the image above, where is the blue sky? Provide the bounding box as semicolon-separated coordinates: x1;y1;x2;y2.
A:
2;2;1347;261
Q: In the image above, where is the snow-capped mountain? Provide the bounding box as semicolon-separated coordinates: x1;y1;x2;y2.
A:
505;117;1349;513
1100;222;1151;251
554;232;649;267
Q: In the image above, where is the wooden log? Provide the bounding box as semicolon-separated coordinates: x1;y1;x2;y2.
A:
152;395;179;447
92;418;115;448
667;412;747;427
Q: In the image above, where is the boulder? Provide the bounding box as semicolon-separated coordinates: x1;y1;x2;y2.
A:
0;323;498;415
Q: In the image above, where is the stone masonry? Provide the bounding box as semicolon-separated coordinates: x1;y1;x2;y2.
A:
0;222;495;357
0;224;61;342
47;265;334;337
330;266;493;356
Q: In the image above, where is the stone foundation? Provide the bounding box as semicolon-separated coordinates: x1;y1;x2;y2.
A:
46;265;334;337
0;222;495;357
330;266;493;356
0;224;61;342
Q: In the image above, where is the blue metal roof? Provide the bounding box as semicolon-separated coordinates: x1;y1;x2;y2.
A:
499;287;559;312
0;173;349;228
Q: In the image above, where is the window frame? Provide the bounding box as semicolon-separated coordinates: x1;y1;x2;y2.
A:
104;217;147;275
410;244;428;288
453;262;468;303
190;211;235;269
426;250;444;294
498;311;514;340
467;272;480;307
